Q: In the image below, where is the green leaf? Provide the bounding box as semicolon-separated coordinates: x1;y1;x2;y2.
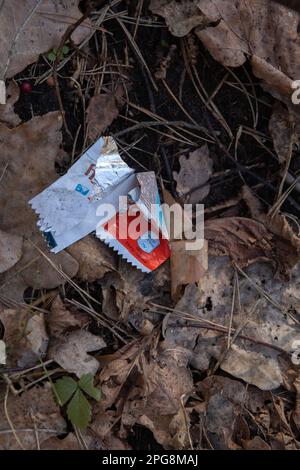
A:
67;389;91;429
78;373;101;401
61;45;69;55
53;376;78;406
48;51;56;62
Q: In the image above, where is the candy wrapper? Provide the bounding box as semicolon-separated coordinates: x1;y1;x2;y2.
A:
29;137;170;272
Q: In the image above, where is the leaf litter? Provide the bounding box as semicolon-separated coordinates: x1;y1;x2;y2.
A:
1;0;300;452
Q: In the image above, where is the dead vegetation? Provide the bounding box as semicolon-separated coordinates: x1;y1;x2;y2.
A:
0;0;300;451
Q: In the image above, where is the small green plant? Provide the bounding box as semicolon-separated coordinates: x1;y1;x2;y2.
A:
48;44;70;62
53;373;101;429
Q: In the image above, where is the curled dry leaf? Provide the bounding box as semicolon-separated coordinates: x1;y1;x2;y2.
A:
67;235;116;282
95;338;193;449
152;0;300;102
86;87;124;141
173;144;213;203
0;112;78;301
0;306;48;368
0;81;21;127
0;384;66;450
242;186;300;272
205;216;274;267
48;329;106;378
0;0;90;79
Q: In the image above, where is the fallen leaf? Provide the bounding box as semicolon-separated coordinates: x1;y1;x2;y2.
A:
242;436;271;450
86;87;124;141
47;295;82;339
0;229;23;274
48;329;106;378
101;257;169;322
152;0;300;102
150;0;209;37
242;185;300;272
0;385;66;450
0;81;21;127
0;306;48;368
173;144;213;203
292;375;300;429
205;216;274;267
269;103;300;163
171;239;208;301
163;189;208;301
67;235;116;282
0;112;78;301
0;0;90;79
195;376;251;449
96;337;193;449
164;256;300;390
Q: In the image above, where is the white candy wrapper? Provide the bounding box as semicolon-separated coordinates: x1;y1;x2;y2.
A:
29;136;170;272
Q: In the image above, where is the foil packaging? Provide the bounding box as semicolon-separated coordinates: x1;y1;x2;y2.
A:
29;136;170;272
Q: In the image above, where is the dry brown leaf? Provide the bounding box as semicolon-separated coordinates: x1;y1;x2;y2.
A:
242;436;271;450
163;189;208;301
292;375;300;429
0;112;78;301
96;338;193;449
171;239;208;301
173;144;213;203
0;229;23;274
0;81;21;127
86;87;124;141
67;235;116;282
101;257;169;322
0;0;90;79
164;256;300;391
152;1;300;102
0;384;66;450
48;329;106;378
150;0;209;37
47;295;82;339
0;306;48;368
196;376;248;449
205;216;274;267
196;0;300;100
242;186;300;272
269;103;300;163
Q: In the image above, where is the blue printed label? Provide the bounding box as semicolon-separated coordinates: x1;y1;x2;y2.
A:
75;184;89;196
138;231;160;253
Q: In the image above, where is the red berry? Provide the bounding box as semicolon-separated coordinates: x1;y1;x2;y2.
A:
20;81;32;93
